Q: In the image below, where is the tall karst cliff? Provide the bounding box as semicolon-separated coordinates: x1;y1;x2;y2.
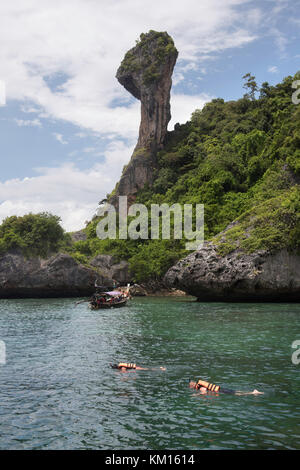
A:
110;30;178;207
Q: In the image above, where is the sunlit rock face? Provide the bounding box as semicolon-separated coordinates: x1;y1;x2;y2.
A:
110;31;178;206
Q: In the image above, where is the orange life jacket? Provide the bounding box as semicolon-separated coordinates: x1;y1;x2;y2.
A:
196;379;220;392
118;362;136;370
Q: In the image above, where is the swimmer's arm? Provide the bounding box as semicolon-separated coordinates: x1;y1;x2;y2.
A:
234;389;264;396
135;366;166;371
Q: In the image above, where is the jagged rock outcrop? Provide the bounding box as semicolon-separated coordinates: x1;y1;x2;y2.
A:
110;30;178;206
0;251;114;298
165;187;300;302
70;230;87;242
128;284;148;297
90;254;130;285
164;243;300;302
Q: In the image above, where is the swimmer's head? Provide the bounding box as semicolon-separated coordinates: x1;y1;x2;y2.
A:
189;380;208;393
110;363;119;369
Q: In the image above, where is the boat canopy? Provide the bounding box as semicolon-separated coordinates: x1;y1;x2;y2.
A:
102;291;123;296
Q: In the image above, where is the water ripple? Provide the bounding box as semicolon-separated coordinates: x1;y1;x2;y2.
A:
0;297;299;449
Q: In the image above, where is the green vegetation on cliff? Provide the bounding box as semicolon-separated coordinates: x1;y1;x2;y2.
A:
83;72;300;281
2;73;299;284
118;30;178;85
0;213;69;258
212;187;300;256
136;72;300;237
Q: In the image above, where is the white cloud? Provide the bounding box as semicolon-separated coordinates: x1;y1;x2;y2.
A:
14;118;42;127
53;132;68;145
0;80;6;106
0;0;260;137
173;72;185;87
0;94;211;231
83;147;97;153
75;132;88;138
273;29;289;54
20;104;42;114
170;92;212;128
0;0;270;230
268;65;279;73
0;140;134;231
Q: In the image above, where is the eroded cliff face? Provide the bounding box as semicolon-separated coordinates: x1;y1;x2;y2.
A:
110;31;178;206
164;244;300;302
0;251;130;298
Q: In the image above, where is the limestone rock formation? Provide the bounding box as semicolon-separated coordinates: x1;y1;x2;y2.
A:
90;254;130;285
128;284;148;297
164;243;300;302
0;251;114;298
110;30;178;206
70;229;87;242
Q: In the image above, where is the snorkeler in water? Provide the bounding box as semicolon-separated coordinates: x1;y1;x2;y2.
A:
110;362;166;371
189;378;263;396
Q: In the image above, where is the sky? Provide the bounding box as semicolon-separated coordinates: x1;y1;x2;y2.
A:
0;0;299;231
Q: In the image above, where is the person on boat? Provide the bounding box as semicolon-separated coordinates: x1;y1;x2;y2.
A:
110;362;166;371
89;294;97;308
97;296;105;306
189;378;263;396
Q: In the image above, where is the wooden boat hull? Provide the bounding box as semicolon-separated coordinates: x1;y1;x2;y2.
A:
89;299;128;310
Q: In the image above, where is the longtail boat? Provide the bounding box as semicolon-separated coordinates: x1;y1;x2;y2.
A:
89;291;129;310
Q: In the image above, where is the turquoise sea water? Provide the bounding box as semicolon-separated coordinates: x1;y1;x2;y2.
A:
0;296;299;450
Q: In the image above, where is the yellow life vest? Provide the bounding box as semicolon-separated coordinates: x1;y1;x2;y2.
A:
196;379;220;392
118;362;136;370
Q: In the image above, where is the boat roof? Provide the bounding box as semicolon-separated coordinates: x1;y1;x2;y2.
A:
101;291;123;296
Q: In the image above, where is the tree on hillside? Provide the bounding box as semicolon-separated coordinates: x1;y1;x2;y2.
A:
242;73;258;100
0;212;66;257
